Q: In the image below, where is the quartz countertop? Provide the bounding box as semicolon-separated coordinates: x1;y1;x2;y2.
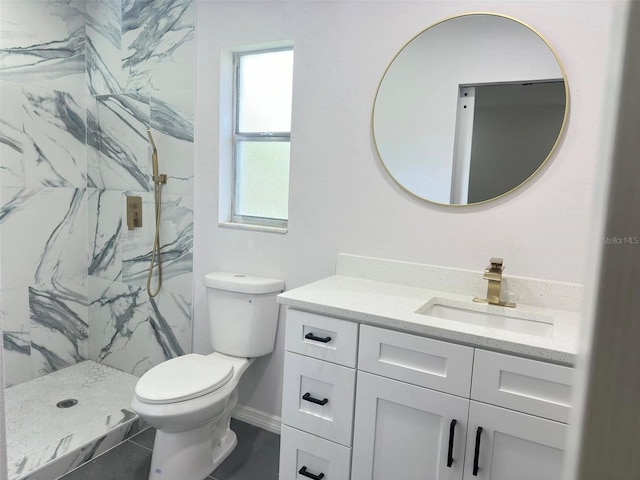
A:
277;275;580;365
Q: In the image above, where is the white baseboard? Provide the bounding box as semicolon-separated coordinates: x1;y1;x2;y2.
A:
232;404;281;435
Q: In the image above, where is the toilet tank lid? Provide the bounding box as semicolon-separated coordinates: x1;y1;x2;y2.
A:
204;271;284;294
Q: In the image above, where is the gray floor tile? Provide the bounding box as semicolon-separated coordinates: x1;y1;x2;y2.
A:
128;426;156;450
58;440;152;480
57;419;279;480
209;419;280;480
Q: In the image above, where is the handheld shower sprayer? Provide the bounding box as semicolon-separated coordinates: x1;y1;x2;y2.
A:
146;128;167;298
147;129;166;184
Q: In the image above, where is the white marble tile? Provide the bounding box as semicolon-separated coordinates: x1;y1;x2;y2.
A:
0;1;85;92
86;96;101;189
147;287;192;365
0;81;26;187
1;286;31;387
22;86;86;188
88;94;151;191
86;0;124;96
118;190;154;286
0;187;87;288
88;276;153;375
88;188;123;281
121;192;193;288
150;89;194;196
121;0;195;94
29;276;89;378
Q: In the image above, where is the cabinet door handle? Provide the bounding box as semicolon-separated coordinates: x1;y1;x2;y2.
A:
299;466;325;480
302;392;329;406
473;426;483;476
447;419;457;467
305;332;332;343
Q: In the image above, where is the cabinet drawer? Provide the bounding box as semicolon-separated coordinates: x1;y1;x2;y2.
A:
279;425;351;480
471;349;574;423
285;309;359;367
282;352;356;446
358;325;474;397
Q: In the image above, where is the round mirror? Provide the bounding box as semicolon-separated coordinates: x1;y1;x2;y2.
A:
373;13;568;205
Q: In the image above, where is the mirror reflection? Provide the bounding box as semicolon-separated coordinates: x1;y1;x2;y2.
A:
373;13;568;205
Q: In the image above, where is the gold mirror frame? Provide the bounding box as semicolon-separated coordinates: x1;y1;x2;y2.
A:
372;12;570;207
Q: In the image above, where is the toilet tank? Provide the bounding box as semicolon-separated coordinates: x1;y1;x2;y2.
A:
204;272;284;358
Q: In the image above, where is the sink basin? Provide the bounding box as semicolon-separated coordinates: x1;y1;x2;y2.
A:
415;298;554;337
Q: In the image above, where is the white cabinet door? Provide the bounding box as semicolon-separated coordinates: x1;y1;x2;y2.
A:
351;371;468;480
463;401;567;480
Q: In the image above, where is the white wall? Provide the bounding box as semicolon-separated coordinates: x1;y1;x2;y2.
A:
195;1;617;418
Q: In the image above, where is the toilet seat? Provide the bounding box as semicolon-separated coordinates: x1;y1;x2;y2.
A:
135;353;234;404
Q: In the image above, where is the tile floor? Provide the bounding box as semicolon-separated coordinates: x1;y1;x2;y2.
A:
57;419;280;480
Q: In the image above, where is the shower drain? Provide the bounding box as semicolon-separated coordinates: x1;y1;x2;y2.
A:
56;399;78;408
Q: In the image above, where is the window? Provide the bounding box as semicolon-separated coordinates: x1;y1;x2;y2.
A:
231;48;293;229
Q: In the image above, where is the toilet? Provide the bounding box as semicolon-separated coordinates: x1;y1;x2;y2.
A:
131;272;284;480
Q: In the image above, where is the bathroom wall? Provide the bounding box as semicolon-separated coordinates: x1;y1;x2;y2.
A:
194;1;619;419
0;1;89;387
0;0;196;386
85;0;195;376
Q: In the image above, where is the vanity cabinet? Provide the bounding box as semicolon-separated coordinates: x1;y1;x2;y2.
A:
279;310;574;480
279;309;358;480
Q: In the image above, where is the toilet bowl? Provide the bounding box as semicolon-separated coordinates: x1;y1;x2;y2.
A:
131;272;284;480
132;352;254;480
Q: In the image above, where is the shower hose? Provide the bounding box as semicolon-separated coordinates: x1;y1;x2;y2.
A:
146;128;166;298
147;179;164;297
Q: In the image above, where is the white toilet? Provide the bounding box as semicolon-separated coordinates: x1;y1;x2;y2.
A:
131;272;284;480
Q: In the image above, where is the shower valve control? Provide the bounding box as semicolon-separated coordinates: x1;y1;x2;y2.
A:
127;196;143;230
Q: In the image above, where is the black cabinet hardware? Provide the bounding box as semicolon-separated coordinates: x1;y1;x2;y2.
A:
447;419;457;467
302;392;329;406
305;332;331;343
473;426;483;476
299;466;325;479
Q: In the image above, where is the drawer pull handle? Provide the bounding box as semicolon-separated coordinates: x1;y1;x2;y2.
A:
473;426;483;476
447;419;457;467
302;392;329;406
299;466;325;479
305;332;332;343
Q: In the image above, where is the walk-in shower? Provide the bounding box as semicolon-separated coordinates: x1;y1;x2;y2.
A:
1;0;196;478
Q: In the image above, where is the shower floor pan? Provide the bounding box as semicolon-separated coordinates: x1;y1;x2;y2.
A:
5;361;141;480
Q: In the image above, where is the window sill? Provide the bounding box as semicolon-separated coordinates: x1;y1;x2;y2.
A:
218;221;288;235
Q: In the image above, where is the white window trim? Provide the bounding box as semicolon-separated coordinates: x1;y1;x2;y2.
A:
218;42;293;233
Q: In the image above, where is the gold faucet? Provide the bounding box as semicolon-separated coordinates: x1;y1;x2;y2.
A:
473;257;516;307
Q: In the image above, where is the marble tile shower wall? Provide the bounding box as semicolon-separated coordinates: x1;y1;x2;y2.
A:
0;0;195;386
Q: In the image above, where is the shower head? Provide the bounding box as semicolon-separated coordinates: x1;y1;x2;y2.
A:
147;128;157;153
147;128;162;181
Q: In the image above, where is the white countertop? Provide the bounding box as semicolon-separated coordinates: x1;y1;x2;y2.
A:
278;275;580;365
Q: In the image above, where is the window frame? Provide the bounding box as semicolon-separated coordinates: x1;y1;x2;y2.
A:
230;47;293;230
